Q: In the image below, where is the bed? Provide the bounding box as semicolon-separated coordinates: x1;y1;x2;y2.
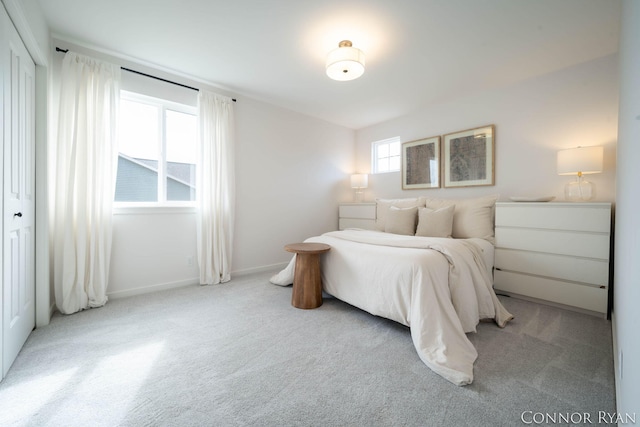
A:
270;195;513;386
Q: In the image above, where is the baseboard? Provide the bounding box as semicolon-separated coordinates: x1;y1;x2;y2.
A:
231;262;288;277
611;311;620;414
106;263;288;300
495;290;607;318
107;278;199;300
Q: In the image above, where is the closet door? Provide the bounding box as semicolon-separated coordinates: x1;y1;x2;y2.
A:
1;6;36;379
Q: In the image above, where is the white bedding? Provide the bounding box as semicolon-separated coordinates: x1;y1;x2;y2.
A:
270;229;513;386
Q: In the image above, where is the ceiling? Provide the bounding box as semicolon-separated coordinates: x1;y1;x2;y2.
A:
38;0;621;130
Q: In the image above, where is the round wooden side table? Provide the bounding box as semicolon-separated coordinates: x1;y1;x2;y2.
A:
284;242;331;309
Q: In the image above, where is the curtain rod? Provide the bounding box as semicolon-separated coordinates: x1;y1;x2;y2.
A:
55;47;236;102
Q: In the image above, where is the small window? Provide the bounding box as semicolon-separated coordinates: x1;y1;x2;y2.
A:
371;137;401;174
116;92;197;204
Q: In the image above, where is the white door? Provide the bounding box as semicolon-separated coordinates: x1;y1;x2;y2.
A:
1;6;36;379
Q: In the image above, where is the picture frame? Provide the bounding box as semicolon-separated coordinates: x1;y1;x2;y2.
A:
443;125;495;188
401;136;440;189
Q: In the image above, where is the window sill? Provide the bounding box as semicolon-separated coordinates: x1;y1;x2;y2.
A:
113;204;197;215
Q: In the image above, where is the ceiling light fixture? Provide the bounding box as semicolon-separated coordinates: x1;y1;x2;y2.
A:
326;40;365;81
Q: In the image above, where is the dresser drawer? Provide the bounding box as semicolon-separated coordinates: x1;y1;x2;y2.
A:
495;248;608;287
339;204;376;219
495;228;610;260
494;270;607;313
495;203;611;232
339;218;375;230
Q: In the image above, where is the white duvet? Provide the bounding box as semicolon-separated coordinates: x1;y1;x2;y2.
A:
270;229;513;386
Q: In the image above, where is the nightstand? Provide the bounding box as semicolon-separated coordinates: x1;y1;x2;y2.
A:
338;203;376;230
284;242;331;309
493;202;611;316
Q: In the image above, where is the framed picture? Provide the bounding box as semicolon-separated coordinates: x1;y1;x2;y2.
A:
402;136;440;189
443;125;495;188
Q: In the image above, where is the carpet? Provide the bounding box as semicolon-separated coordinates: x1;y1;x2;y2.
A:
0;270;616;426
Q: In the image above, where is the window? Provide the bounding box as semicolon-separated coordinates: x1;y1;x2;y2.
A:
371;137;401;174
116;91;197;204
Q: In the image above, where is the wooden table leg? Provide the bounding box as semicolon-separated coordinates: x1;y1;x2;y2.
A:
291;252;323;309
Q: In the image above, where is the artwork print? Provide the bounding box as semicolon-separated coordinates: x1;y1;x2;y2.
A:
402;136;440;189
443;125;494;187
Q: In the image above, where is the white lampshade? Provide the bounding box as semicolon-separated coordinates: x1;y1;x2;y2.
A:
557;146;603;176
326;40;365;81
350;173;368;189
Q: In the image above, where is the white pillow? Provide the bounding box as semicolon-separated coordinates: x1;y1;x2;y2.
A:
375;197;426;231
415;205;455;238
424;195;498;242
384;206;418;236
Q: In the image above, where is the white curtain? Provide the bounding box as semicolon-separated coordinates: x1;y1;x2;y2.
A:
196;91;235;284
51;52;120;314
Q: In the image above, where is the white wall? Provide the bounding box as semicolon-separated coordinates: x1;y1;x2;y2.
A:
613;0;640;417
49;39;354;299
233;97;353;273
108;209;200;298
355;55;618;203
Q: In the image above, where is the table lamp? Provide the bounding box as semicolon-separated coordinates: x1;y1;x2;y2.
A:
557;146;603;201
350;174;368;203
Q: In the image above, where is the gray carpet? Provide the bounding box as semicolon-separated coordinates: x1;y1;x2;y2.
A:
0;270;615;426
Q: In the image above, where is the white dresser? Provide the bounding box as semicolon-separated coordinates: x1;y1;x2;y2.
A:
493;202;612;316
338;203;376;230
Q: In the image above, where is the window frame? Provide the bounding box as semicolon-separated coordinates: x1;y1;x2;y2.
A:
115;90;198;208
371;136;401;174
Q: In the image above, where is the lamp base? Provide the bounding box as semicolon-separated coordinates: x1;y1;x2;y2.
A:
565;177;594;202
353;189;364;203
